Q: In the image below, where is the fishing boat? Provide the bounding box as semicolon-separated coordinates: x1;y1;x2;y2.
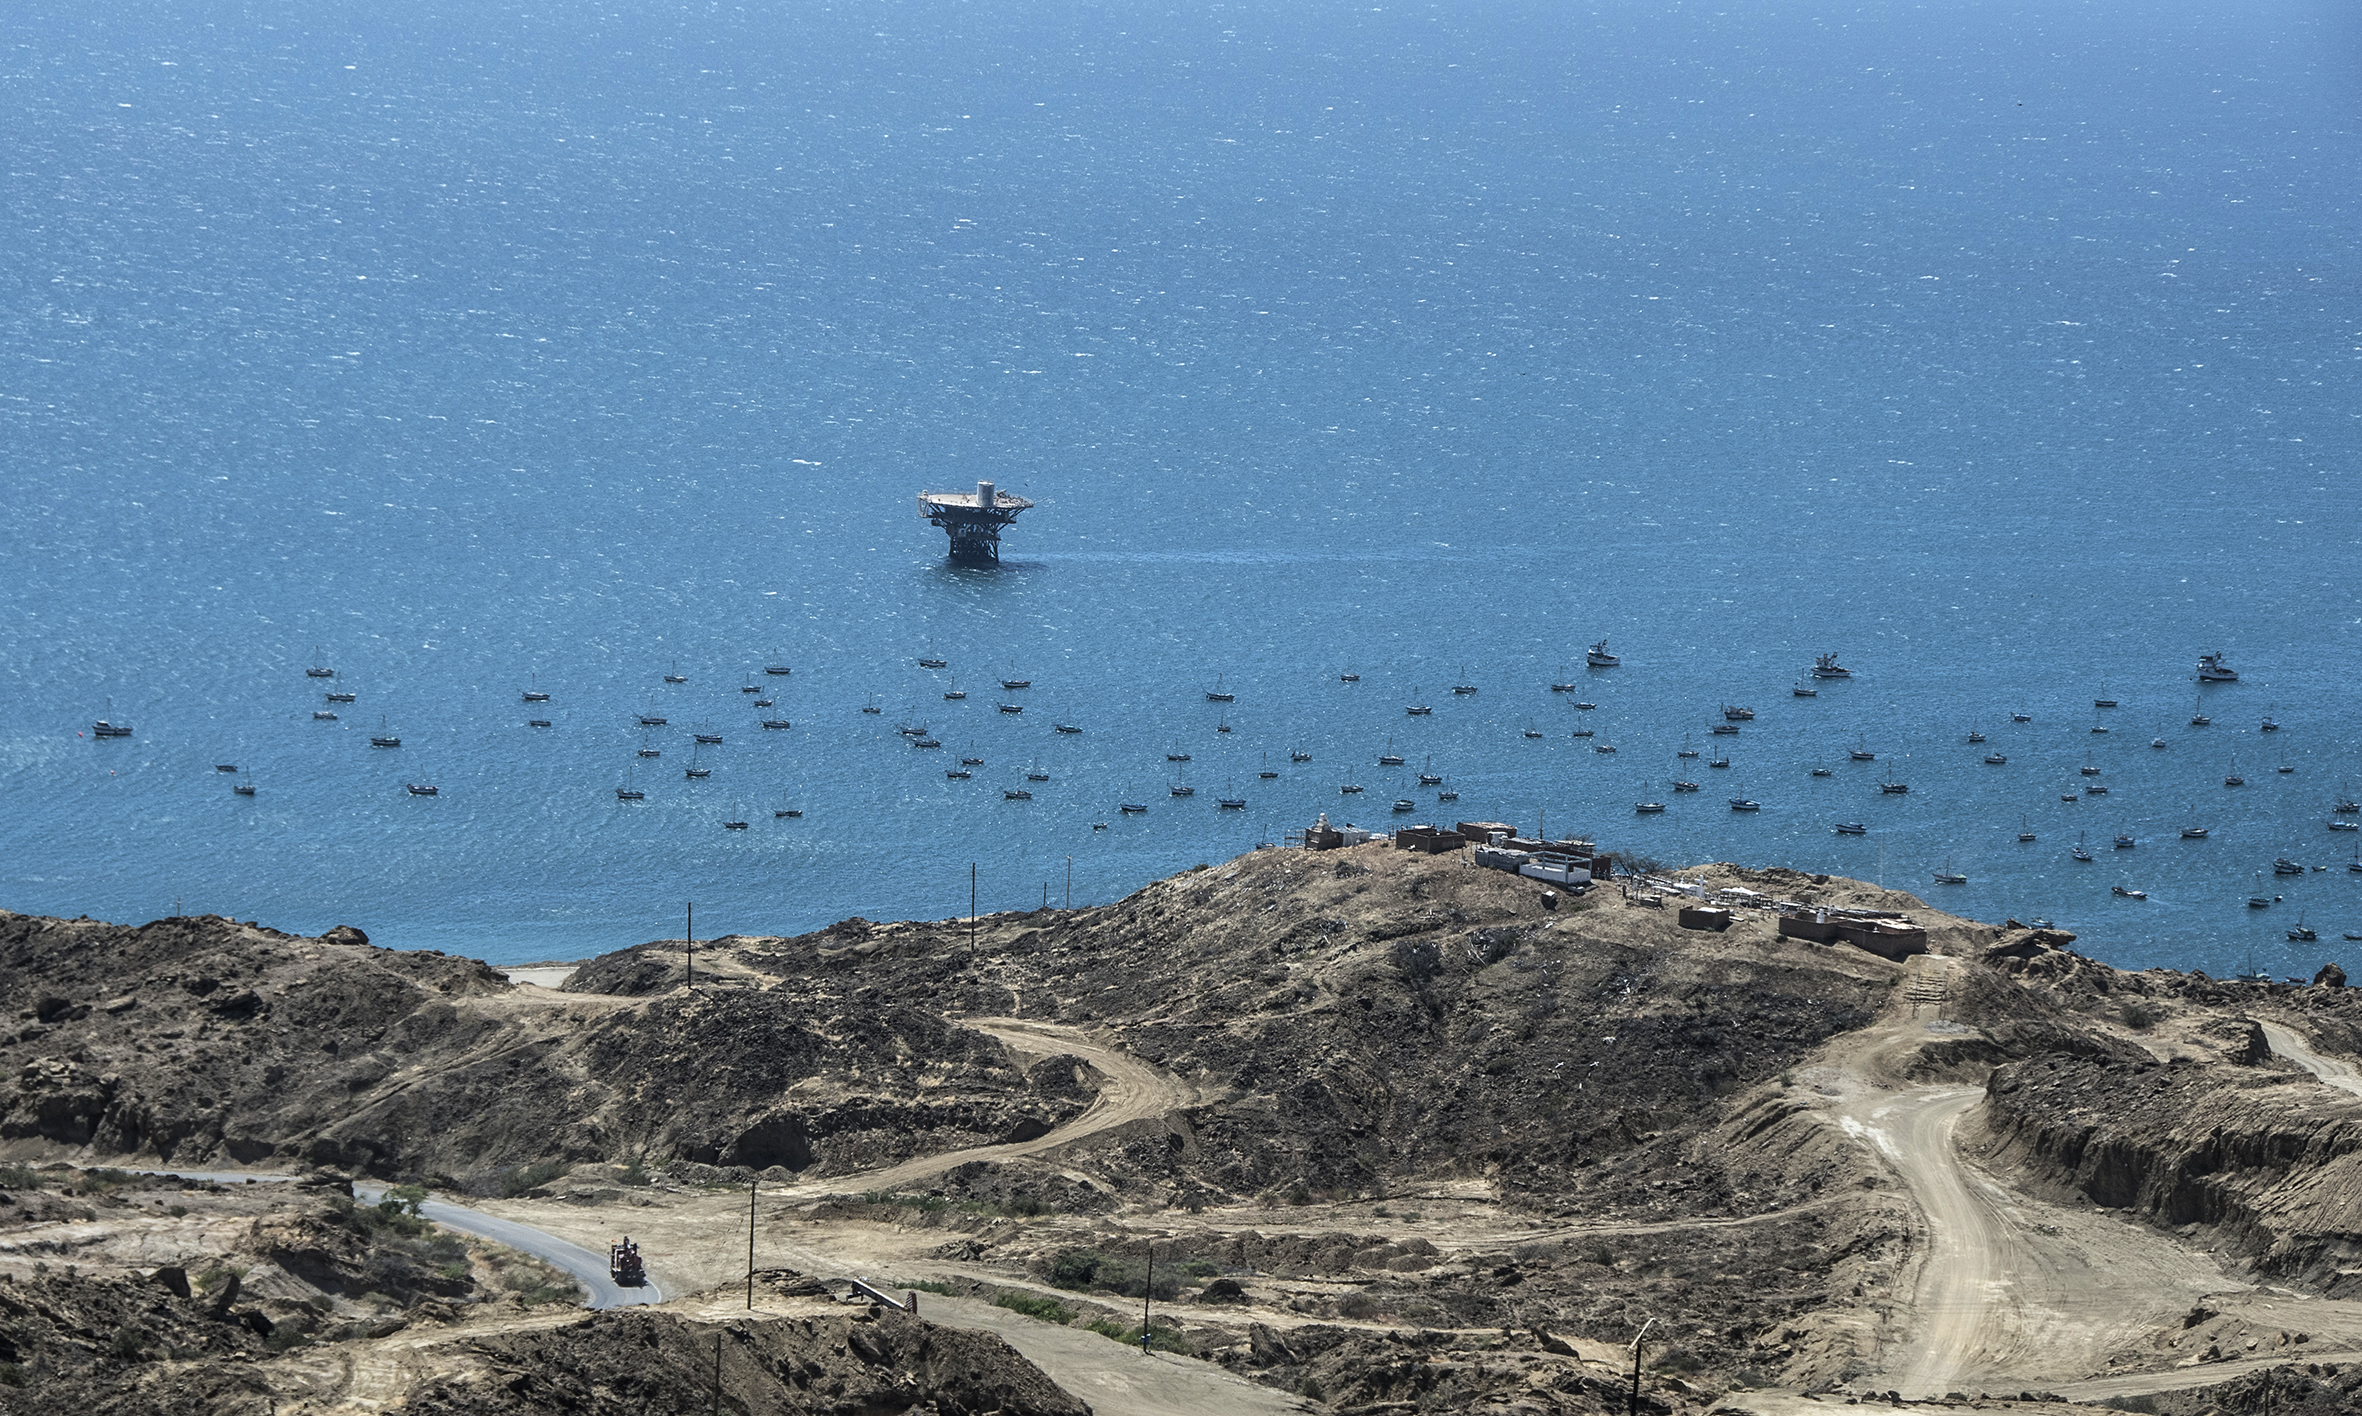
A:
664;660;686;684
2197;652;2238;682
1586;639;1619;667
522;674;549;703
2090;712;2110;734
1793;682;1818;698
2018;818;2037;842
1635;797;1666;814
2181;811;2209;837
1172;781;1198;797
740;679;759;694
2225;758;2245;787
406;783;439;796
1405;702;1432;716
2349;845;2362;874
2094;686;2116;708
1711;722;1741;736
943;677;966;700
1722;705;1755;722
1417;757;1443;786
313;711;339;721
2071;835;2094;862
1451;668;1478;695
2112;886;2146;899
1005;788;1032;801
1811;653;1851;679
2274;857;2305;876
325;688;356;704
1834;822;1867;835
1260;753;1281;780
615;768;645;802
1709;752;1731;769
945;768;972;780
1879;771;1908;794
2335;795;2359;815
1437;788;1459;802
1392;798;1416;813
1595;742;1618;754
762;718;792;730
305;648;336;679
2152;734;2168;749
1290;749;1312;762
1220;794;1247;809
2190;693;2211;727
962;753;984;765
1206;674;1235;703
1673;779;1701;792
1026;766;1050;782
1984;752;2008;765
528;718;551;728
1849;736;1876;762
861;694;882;714
2288;913;2316;942
1167;751;1192;762
92;713;134;738
694;726;723;745
1055;722;1082;734
753;697;774;707
2249;873;2273;907
912;737;941;749
916;654;947;670
722;817;748;830
998;703;1023;714
2331;819;2360;833
1572;726;1595;739
999;676;1031;690
2260;706;2280;731
776;805;803;818
1966;723;1985;743
370;717;400;748
1678;735;1700;760
637;736;661;758
2080;755;2101;777
2010;710;2032;723
234;769;256;797
1339;668;1360;682
215;764;238;772
637;698;667;727
684;746;711;778
1574;701;1597;711
1120;802;1149;813
2084;783;2109;796
1932;861;1967;884
2062;791;2081;802
1550;677;1578;692
1811;765;1834;777
1337;782;1361;795
1215;711;1233;734
1729;797;1762;812
2113;833;2136;850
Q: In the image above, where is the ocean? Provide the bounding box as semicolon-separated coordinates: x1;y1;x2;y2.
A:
5;0;2358;973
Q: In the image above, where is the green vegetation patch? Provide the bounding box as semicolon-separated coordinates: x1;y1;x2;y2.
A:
992;1291;1076;1325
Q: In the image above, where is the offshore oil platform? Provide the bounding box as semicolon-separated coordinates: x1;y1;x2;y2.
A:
918;479;1032;566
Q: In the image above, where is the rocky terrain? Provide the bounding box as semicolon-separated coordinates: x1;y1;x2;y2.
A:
6;841;2362;1415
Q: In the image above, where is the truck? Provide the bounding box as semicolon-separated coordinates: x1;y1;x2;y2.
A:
609;1237;645;1287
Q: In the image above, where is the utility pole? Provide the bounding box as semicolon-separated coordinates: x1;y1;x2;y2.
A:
711;1330;722;1415
1065;855;1072;910
746;1177;757;1309
1628;1315;1656;1416
685;900;694;991
1141;1244;1154;1354
970;864;977;947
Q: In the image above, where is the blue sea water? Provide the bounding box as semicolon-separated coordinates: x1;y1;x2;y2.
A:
4;0;2358;972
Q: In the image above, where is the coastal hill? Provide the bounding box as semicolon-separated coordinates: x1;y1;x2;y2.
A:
7;844;2362;1412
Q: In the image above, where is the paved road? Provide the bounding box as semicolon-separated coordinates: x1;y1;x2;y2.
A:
2261;1022;2362;1098
355;1183;662;1310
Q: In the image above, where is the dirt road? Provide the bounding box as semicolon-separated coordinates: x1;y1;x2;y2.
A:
776;1017;1210;1199
357;1183;663;1309
2261;1021;2362;1098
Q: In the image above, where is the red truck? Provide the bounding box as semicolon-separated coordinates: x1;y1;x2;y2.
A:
609;1237;645;1287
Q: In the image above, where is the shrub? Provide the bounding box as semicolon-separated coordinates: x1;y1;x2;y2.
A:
906;1279;959;1297
1336;1292;1381;1320
993;1291;1076;1325
0;1362;23;1387
110;1325;146;1362
618;1158;651;1187
1090;1321;1189;1353
2119;1001;2161;1031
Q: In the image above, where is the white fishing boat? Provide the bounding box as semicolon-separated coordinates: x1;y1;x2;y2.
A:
2196;651;2237;682
1810;653;1851;679
1586;639;1619;667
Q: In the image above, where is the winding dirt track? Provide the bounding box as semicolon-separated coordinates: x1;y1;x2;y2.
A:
786;1017;1208;1199
2261;1021;2362;1098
